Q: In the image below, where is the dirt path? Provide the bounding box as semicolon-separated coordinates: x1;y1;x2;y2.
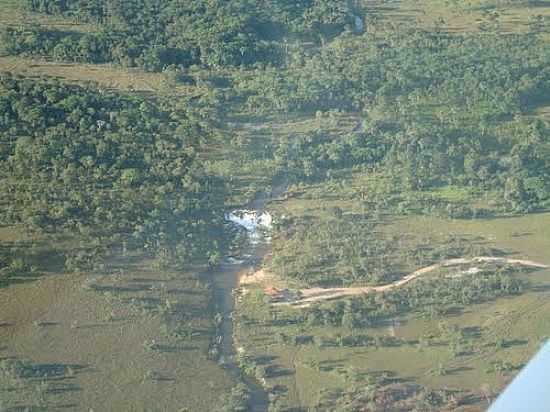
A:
255;257;549;309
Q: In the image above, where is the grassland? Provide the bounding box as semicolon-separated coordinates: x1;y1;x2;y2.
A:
234;211;550;410
0;4;239;409
0;56;172;92
1;0;550;411
366;0;550;33
0;226;234;411
0;0;97;33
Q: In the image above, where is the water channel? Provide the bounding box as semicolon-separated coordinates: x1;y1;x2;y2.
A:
211;185;285;411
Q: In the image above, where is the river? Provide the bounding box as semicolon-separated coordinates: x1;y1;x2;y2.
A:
210;184;285;411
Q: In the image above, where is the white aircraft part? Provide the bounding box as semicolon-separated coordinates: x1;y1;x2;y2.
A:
489;341;550;411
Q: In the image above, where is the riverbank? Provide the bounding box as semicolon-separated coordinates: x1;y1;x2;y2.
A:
232;209;550;411
209;182;287;411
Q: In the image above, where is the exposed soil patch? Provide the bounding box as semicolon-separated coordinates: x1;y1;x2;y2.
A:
242;257;549;309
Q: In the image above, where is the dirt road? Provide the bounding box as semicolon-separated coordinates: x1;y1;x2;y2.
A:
255;257;549;308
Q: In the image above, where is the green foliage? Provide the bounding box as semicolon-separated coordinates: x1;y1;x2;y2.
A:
0;73;225;269
269;215;400;286
234;30;550;113
215;383;251;412
6;4;550;215
273;121;388;181
314;375;457;411
230;30;550;211
0;359;51;410
269;212;493;287
9;0;360;70
303;267;524;328
0;244;38;280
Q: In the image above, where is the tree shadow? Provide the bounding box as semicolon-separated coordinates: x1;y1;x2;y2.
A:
269;384;288;395
510;232;533;238
127;277;166;283
254;355;278;365
89;284;152;294
146;371;176;382
10;406;47;412
503;339;529;348
46;383;82;394
153;344;198;352
529;284;550;293
33;321;60;327
446;366;474;375
524;1;550;8
23;363;89;380
265;365;294;378
444;306;465;317
294;335;314;345
0;273;47;289
74;323;105;329
365;369;415;385
55;403;80;410
462;326;482;339
458;394;484;407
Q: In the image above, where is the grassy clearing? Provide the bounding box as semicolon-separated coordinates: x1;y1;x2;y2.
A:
0;255;233;411
396;212;550;262
366;0;550;33
0;226;31;243
426;185;479;203
234;211;550;410
0;56;179;92
0;0;97;33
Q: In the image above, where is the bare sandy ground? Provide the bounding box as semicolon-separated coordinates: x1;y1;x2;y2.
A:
241;257;549;309
239;268;271;285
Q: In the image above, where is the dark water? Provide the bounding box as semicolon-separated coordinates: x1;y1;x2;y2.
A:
212;257;270;411
211;185;285;411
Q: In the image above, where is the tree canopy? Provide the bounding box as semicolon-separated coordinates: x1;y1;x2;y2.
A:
0;73;225;269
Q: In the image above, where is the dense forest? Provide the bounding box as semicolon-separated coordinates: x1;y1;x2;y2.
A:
4;1;549;214
1;0;360;70
0;74;224;271
242;32;550;214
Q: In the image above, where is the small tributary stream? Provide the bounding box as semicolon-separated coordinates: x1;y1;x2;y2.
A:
210;186;284;411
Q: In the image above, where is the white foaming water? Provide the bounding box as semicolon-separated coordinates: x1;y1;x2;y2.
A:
225;210;273;258
226;256;245;265
225;210;273;231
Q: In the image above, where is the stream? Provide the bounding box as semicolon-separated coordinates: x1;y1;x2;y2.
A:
210;185;285;411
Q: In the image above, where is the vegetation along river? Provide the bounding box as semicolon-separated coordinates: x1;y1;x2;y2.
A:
210;184;285;411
